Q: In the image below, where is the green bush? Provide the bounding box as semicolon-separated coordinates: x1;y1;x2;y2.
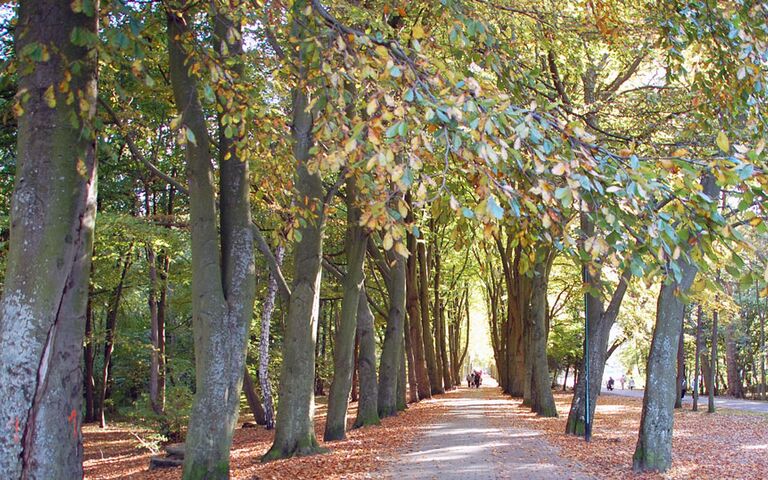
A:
125;384;193;445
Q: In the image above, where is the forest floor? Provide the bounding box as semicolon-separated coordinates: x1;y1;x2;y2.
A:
83;382;768;479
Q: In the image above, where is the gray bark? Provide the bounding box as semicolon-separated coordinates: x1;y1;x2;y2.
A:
243;368;266;425
0;0;98;476
406;201;431;399
528;253;557;417
168;6;257;477
353;287;380;427
674;309;686;409
418;242;442;394
434;245;452;391
692;304;703;411
324;178;367;441
259;245;284;430
709;306;718;413
378;251;406;417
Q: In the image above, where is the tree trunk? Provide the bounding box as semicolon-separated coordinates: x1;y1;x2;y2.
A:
674;309;686;409
418;242;442;394
147;245;165;415
169;6;258;477
527;254;557;417
99;252;132;428
725;322;744;398
633;256;698;472
84;281;96;423
398;335;408;410
404;314;419;403
433;245;453;391
562;365;569;392
353;288;380;428
709;306;719;413
324;178;367;441
259;244;283;431
692;304;703;411
378;251;406;418
351;334;359;402
0;1;98;476
758;285;765;400
263;4;326;460
243;368;267;425
406;223;431;399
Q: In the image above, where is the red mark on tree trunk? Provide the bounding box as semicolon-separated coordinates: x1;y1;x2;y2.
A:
67;409;78;439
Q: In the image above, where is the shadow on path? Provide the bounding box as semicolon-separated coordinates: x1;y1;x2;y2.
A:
382;379;593;480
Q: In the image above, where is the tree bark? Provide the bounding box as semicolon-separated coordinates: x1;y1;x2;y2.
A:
263;2;326;459
243;368;267;425
169;5;258;477
418;241;442;394
709;306;719;413
725;322;744;398
406;228;431;399
99;252;132;428
147;245;166;415
527;252;558;417
259;245;284;430
674;309;686;409
404;313;420;403
692;304;703;411
324;177;367;441
84;280;96;424
0;1;98;476
633;257;698;472
353;287;380;428
378;251;406;418
433;244;452;391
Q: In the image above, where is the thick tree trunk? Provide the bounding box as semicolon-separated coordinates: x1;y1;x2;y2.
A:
260;245;284;430
353;288;380;428
324;178;367;441
0;1;98;476
378;251;406;418
169;6;258;477
692;305;703;411
243;368;267;425
398;335;408;410
633;257;698;472
528;255;557;417
406;231;431;399
99;252;132;428
418;242;442;394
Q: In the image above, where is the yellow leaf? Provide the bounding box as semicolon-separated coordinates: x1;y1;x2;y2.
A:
383;232;394;250
551;163;566;176
412;24;425;40
395;241;409;258
44;85;56;108
717;131;730;153
366;98;378;116
672;148;689;157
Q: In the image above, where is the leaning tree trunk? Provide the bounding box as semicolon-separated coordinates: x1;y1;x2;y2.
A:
418;242;442;394
169;6;258;477
378;250;407;418
633;257;698;472
243;368;267;425
263;3;326;458
259;245;284;430
0;1;98;476
354;287;380;428
324;178;367;441
633;173;718;473
527;254;558;417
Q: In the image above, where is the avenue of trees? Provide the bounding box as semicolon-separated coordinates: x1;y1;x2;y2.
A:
0;0;766;478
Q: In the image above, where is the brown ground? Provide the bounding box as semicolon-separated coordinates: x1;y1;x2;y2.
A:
83;388;768;480
83;397;448;479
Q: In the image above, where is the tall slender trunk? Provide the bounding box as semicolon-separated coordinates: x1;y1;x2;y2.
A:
406;222;431;399
84;276;96;423
169;5;258;477
709;305;719;413
725;322;744;398
418;242;442;394
378;251;406;418
99;252;132;428
0;1;98;476
693;304;703;411
259;245;284;430
433;245;452;390
353;287;380;427
758;286;765;400
147;245;165;415
674;309;686;409
324;177;367;441
404;313;419;403
351;334;359;402
263;1;326;459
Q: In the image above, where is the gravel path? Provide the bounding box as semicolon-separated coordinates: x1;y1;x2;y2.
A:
603;388;768;414
382;380;593;480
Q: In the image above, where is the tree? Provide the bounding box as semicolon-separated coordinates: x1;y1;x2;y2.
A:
0;1;98;476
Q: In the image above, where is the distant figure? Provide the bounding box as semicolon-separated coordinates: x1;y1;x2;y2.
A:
607;377;615;391
620;374;626;390
628;377;635;390
681;378;688;399
473;370;482;388
466;373;472;388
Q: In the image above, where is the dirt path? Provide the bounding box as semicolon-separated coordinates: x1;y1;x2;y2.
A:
382;379;593;480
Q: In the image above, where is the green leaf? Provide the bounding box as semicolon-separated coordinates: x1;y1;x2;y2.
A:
716;131;730;152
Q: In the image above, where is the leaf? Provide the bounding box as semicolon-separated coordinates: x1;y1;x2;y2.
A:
185;128;197;146
412;24;426;40
366;98;378;116
382;232;394;250
395;241;409;258
717;131;730;153
487;196;504;219
44;85;56;108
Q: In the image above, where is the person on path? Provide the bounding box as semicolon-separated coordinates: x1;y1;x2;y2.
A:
628;377;635;390
620;374;626;390
466;373;473;388
681;377;688;399
607;377;615;391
